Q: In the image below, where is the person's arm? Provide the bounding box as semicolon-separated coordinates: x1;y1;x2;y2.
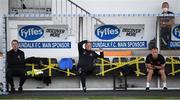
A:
99;51;104;58
145;55;153;70
146;64;153;70
98;51;104;58
154;64;165;69
154;55;166;69
7;51;13;66
93;49;104;59
78;40;87;53
7;51;16;65
19;51;25;66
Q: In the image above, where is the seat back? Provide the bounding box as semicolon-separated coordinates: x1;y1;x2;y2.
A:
94;57;111;76
59;58;73;70
112;57;128;76
165;57;172;75
129;57;146;76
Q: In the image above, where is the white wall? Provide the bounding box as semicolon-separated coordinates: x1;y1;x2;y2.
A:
1;0;180;54
0;0;8;52
7;20;79;61
69;0;180;42
71;0;180;14
6;0;180;59
0;0;8;92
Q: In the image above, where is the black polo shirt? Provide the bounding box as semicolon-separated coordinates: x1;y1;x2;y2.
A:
145;54;165;66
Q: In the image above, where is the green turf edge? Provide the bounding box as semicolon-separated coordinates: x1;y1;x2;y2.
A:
1;95;180;99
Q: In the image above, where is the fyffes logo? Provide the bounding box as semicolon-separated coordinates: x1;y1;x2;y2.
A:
19;25;44;40
95;25;120;40
173;25;180;39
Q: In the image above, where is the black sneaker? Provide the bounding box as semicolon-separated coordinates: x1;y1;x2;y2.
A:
18;87;23;92
146;87;150;92
163;87;168;91
10;87;15;93
83;87;86;92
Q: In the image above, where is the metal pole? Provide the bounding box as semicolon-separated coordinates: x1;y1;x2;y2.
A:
156;17;160;52
61;0;63;23
1;15;8;95
76;7;79;42
79;17;83;42
65;0;68;25
70;2;72;34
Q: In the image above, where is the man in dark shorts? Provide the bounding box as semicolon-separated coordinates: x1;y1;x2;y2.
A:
159;2;174;50
145;47;167;91
77;40;104;92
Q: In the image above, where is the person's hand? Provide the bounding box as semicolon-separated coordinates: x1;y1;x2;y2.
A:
163;21;166;25
146;64;153;70
154;66;162;69
99;48;103;52
147;66;153;70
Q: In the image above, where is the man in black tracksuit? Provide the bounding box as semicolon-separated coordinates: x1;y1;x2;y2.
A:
7;40;26;92
77;40;104;92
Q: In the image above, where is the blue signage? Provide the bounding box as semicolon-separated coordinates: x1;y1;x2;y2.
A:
19;25;44;40
172;25;180;39
19;42;71;48
169;41;180;48
92;41;147;48
95;25;120;40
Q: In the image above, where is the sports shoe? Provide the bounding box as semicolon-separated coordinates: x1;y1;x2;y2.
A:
83;87;86;92
145;87;150;92
10;87;15;93
163;87;168;91
18;87;23;92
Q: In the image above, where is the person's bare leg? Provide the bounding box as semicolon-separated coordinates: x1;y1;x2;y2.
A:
146;69;154;87
146;64;154;91
159;69;167;89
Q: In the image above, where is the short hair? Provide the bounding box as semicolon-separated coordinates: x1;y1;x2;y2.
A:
162;2;169;8
11;39;19;43
162;2;169;5
151;47;158;50
85;41;92;46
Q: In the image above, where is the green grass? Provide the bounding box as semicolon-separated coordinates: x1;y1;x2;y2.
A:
1;96;180;100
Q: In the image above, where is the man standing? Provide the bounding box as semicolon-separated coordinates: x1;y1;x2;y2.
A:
77;40;104;92
7;40;26;92
145;47;167;92
159;2;174;50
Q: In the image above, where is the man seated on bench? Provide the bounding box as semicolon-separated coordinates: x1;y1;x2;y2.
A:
145;47;167;92
77;40;104;92
7;40;26;93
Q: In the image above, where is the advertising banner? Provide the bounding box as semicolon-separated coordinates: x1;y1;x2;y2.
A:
18;25;71;48
92;24;147;49
170;24;180;49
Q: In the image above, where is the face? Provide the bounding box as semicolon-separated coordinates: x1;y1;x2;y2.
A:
85;42;92;51
151;48;158;59
11;41;19;51
162;3;169;13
